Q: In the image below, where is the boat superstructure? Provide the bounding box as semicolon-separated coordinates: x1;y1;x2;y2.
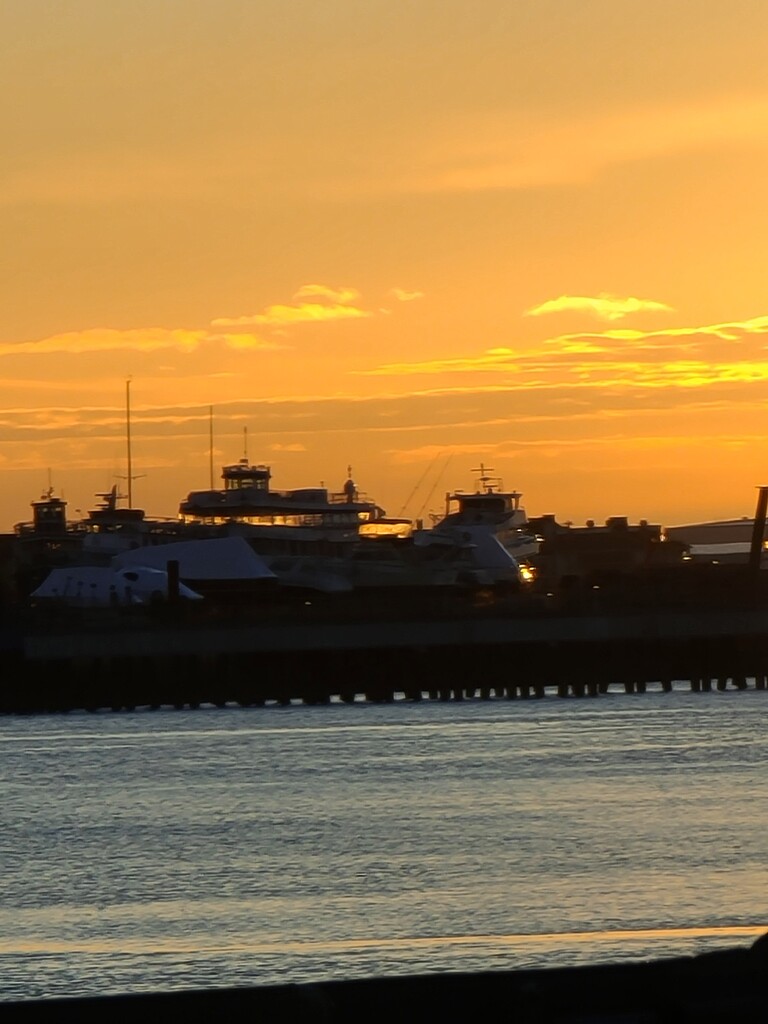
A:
79;486;182;557
176;458;523;592
179;460;392;541
14;484;182;573
435;464;538;560
13;490;87;576
13;460;525;604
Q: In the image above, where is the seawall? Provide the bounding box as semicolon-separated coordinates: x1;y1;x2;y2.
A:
5;599;768;712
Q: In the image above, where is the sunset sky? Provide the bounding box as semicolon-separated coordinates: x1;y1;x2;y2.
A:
4;0;768;530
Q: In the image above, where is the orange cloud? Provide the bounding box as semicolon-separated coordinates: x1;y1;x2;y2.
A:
0;328;281;358
293;284;360;304
410;93;768;194
389;288;424;302
526;294;673;321
360;349;521;377
211;283;373;328
212;303;371;327
7;89;768;210
360;314;768;393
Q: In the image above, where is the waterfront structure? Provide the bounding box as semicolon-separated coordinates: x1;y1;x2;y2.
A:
664;517;767;564
434;463;539;561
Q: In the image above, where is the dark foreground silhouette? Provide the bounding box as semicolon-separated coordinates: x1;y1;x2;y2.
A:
3;932;767;1022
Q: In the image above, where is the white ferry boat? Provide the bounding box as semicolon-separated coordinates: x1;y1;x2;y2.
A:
433;464;539;562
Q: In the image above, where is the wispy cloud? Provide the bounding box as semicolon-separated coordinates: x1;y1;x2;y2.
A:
525;294;673;321
360;350;521;377
212;303;371;328
6;91;768;209
0;328;282;358
211;283;372;328
410;93;768;194
544;314;768;350
5;380;768;494
360;314;768;392
388;430;764;469
389;288;424;303
0;284;381;358
293;284;360;304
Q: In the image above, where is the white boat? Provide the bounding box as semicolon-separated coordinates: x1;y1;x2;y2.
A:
179;459;422;587
413;522;522;586
16;462;527;602
433;464;539;561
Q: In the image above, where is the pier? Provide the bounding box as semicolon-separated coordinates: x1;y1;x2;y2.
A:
5;586;768;713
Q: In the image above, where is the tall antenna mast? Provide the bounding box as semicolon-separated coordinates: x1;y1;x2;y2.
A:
471;462;495;493
126;377;133;508
209;405;214;489
243;425;248;461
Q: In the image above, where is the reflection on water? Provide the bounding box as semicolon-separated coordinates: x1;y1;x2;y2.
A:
1;692;767;1000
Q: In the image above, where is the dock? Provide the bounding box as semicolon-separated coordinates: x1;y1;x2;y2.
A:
5;577;768;712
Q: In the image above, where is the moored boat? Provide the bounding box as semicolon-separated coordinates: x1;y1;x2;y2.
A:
434;463;539;561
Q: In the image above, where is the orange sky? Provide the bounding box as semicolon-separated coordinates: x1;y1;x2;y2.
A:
4;0;768;530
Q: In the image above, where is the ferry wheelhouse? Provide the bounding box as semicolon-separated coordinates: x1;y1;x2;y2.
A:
178;460;395;549
15;485;182;562
437;464;538;561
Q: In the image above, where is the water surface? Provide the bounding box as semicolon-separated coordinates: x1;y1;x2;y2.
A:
1;689;766;1000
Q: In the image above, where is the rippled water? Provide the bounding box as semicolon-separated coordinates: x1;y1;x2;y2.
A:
1;689;767;1001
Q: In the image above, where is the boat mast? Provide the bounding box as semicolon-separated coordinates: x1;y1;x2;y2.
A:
209;405;214;489
126;378;133;508
472;462;495;493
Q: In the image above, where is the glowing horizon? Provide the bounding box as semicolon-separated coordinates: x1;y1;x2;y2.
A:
4;1;768;530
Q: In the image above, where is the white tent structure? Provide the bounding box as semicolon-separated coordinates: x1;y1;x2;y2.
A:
112;535;277;583
31;566;203;606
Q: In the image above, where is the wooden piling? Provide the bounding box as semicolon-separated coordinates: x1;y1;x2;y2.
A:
748;485;768;590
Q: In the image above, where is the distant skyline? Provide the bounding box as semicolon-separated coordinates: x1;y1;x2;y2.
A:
4;0;768;529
